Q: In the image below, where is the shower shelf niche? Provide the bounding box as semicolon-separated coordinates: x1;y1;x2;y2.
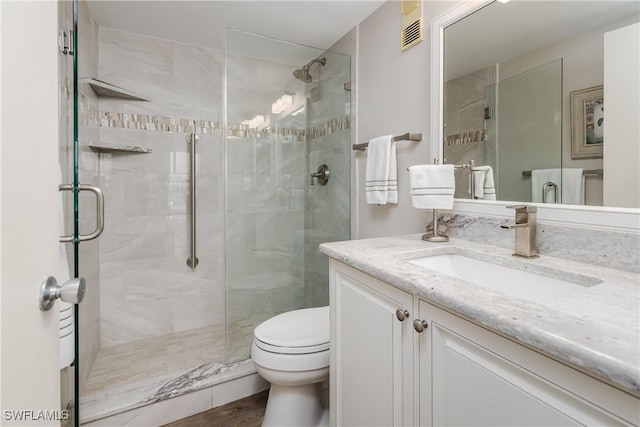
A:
89;141;152;154
83;78;150;101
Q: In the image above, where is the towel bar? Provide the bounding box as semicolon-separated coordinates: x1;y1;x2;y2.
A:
522;169;603;177
406;161;474;171
353;133;421;150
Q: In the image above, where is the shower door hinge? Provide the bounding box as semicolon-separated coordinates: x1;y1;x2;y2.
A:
59;30;74;55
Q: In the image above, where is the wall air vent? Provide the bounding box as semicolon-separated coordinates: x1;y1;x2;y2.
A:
401;0;423;51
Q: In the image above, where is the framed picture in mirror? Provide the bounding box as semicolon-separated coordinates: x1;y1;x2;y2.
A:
571;85;604;159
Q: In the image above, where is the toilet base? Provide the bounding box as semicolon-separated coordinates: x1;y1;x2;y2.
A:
262;382;328;427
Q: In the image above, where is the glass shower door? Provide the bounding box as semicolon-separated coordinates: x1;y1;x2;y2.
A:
60;1;103;425
492;59;563;202
58;1;76;425
224;29;351;362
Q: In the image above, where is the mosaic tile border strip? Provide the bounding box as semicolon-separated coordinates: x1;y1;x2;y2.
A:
307;116;350;140
227;124;306;142
96;110;350;142
446;128;487;146
99;112;223;135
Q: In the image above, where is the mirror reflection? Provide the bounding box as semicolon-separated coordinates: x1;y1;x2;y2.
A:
443;0;639;208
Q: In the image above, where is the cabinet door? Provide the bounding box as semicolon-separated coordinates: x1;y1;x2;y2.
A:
418;300;636;427
330;261;414;426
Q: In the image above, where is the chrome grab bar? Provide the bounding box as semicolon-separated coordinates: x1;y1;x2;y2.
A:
59;184;105;242
542;181;558;203
186;133;199;270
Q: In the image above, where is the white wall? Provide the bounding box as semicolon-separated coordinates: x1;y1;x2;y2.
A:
1;0;61;415
604;23;640;208
355;1;459;238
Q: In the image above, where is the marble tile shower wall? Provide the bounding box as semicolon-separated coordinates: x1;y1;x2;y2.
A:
97;28;225;347
444;66;496;199
305;50;352;307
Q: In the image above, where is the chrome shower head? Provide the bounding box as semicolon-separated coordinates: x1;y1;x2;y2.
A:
293;68;312;83
293;57;327;83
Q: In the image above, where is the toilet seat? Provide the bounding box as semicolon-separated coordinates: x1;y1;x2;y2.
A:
254;338;329;355
253;306;329;355
252;342;329;372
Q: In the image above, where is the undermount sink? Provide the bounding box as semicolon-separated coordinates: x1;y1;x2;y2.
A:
407;252;599;305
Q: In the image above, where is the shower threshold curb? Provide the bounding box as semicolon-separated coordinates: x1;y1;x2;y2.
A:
80;358;258;424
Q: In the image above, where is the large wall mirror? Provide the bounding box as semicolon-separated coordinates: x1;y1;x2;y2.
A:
439;0;639;209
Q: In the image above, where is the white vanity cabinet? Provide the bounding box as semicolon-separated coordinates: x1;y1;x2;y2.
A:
330;261;414;426
330;259;640;427
417;300;636;426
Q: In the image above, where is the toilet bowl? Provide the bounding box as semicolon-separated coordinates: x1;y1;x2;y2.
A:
251;306;330;427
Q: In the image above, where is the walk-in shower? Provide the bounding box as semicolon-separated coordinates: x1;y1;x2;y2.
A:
61;2;351;422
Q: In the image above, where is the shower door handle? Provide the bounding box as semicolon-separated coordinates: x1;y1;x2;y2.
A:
59;184;105;242
186;133;199;270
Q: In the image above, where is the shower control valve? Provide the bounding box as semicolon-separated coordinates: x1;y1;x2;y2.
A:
310;164;330;186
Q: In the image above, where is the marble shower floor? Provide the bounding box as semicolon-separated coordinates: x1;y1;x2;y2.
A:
84;325;226;394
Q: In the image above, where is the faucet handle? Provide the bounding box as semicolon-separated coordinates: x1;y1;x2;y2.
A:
506;205;537;213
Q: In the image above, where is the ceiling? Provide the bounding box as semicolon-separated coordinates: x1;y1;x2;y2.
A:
87;0;385;52
445;0;640;81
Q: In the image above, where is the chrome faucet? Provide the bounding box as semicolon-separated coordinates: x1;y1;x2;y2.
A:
500;205;539;258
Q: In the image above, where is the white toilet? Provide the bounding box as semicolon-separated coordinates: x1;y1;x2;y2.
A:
251;306;330;427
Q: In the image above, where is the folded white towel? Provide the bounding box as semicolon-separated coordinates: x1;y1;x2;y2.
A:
409;164;455;209
471;165;496;200
531;168;584;204
365;135;397;204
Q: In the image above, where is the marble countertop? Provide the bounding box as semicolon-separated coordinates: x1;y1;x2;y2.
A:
319;234;640;397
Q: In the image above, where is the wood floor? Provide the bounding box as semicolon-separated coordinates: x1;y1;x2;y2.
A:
161;390;269;427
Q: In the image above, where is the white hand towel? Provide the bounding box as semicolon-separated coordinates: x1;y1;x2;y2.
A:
531;168;584;204
471;165;496;200
365;135;397;204
561;168;585;205
409;164;455;209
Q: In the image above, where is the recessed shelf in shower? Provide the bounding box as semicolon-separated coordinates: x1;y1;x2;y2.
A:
88;141;152;153
83;78;151;101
